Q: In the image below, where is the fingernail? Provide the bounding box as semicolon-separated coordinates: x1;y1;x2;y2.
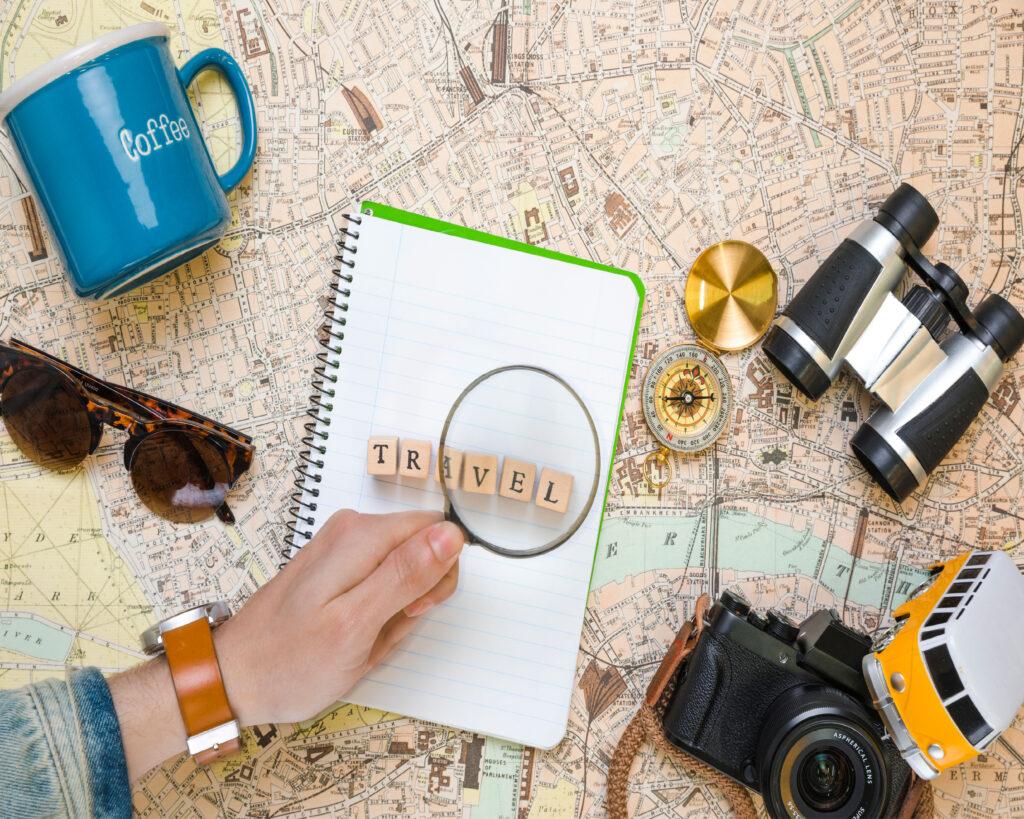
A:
428;522;463;561
405;599;434;617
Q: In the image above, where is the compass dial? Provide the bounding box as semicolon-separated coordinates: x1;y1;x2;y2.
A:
642;344;732;453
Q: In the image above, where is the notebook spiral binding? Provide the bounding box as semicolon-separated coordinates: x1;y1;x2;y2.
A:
282;213;361;564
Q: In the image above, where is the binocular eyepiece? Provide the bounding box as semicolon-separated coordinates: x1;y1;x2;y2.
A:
763;184;1024;501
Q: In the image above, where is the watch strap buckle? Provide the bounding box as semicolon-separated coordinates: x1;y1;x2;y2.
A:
187;719;241;763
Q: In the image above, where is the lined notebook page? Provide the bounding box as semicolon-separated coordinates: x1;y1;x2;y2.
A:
293;213;640;748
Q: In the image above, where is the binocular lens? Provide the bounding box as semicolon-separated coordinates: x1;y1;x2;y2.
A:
975;293;1024;363
877;184;939;249
762;325;832;400
849;425;919;502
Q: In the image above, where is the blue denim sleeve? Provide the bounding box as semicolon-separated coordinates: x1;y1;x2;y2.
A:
0;667;131;818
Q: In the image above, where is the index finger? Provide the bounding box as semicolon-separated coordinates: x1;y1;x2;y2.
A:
293;509;443;596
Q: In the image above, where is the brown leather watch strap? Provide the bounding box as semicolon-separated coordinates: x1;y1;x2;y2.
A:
162;616;240;764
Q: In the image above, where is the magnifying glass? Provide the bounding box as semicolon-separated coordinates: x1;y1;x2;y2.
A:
438;365;601;558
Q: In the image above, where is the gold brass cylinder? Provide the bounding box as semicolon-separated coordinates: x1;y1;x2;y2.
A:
685;241;778;352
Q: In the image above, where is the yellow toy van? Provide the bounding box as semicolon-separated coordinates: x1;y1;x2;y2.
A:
865;549;1024;778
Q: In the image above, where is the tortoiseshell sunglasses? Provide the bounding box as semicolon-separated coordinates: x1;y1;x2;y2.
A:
0;339;254;523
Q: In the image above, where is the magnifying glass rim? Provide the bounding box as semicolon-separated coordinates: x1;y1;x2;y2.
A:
438;364;601;558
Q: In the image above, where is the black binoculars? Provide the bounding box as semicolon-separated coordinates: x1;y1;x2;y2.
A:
763;184;1024;501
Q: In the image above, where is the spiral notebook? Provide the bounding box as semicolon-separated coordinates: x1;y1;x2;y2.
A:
288;203;643;748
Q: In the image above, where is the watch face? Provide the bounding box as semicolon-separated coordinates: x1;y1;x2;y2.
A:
140;600;232;655
642;344;732;453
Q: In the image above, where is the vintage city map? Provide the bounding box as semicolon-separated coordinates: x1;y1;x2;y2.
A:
1;0;1023;815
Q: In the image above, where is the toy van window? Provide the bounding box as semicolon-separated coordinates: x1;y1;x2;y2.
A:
926;611;952;627
947;696;993;747
924;644;965;700
967;553;990;566
938;594;963;609
959;568;982;579
920;628;944;642
949;581;973;595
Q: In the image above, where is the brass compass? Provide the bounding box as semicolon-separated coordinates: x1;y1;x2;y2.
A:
641;344;732;489
685;240;777;351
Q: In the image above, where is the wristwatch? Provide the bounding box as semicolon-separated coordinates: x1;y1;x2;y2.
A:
140;601;240;764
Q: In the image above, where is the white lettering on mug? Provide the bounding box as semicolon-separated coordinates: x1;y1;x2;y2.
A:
119;129;137;161
118;114;192;162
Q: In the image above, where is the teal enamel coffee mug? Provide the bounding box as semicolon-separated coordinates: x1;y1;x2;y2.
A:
0;24;257;298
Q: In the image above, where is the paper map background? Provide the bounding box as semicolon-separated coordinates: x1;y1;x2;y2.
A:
1;0;1023;815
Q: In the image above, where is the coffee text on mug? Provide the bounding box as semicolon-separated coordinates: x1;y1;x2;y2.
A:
119;114;192;161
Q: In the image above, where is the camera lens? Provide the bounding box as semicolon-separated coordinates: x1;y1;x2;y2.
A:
798;750;854;812
756;686;892;819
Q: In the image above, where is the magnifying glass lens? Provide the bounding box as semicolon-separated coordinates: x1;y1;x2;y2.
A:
440;368;599;558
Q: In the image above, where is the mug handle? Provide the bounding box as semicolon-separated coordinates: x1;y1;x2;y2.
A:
178;49;258;194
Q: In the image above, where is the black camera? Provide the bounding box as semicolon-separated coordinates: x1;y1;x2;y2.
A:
762;184;1024;501
663;591;911;818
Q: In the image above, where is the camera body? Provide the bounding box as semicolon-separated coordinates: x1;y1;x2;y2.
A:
663;592;911;818
762;184;1024;502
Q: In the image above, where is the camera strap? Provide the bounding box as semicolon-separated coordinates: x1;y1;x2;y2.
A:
607;594;759;819
605;594;935;819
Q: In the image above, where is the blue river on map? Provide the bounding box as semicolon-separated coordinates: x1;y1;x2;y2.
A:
0;616;74;662
593;509;931;609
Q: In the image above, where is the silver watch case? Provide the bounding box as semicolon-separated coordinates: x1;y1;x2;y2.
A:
140;601;232;656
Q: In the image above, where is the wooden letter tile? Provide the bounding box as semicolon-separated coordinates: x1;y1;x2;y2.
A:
434;447;464;486
535;468;573;513
462;452;498;494
398;440;431;479
367;436;399;475
499;457;536;502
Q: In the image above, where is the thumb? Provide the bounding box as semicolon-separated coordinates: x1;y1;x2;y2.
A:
346;521;464;632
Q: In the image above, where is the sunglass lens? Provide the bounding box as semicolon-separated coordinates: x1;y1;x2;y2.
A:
1;367;93;470
129;430;232;523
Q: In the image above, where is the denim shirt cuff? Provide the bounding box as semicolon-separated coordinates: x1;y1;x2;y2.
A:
71;667;132;816
30;667;132;818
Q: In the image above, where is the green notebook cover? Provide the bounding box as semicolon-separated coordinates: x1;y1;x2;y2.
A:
360;201;645;593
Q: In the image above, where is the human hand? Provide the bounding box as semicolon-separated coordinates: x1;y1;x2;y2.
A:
216;509;464;725
110;510;464;780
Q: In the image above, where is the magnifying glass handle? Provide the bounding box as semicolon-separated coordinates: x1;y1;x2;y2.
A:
442;499;472;542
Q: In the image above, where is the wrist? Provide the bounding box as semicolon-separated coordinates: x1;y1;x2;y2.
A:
212;617;262;727
109;657;187;782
